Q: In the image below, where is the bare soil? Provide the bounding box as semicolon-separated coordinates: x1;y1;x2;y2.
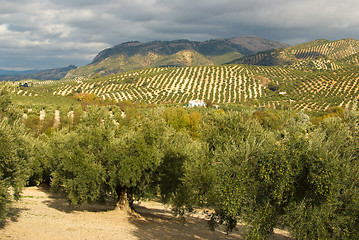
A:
0;186;292;240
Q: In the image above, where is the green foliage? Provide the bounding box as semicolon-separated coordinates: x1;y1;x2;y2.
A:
285;117;359;239
104;120;164;201
27;136;52;185
158;131;209;205
116;106;142;127
0;129;29;220
47;108;112;204
165;109;359;239
0;88;31;221
0;87;21;122
1;92;359;239
0;88;12;115
23;115;41;135
92;73;102;79
49;130;106;204
252;110;281;130
201;111;281;237
46;106;166;206
124;76;138;84
267;82;280;92
161;107;202;138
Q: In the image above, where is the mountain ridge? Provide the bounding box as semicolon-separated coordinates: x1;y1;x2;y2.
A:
92;36;288;63
0;69;41;76
0;65;77;81
67;36;288;78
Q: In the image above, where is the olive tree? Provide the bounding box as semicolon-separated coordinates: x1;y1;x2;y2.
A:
179;109;359;239
47;106;166;209
285;117;359;239
0;88;30;221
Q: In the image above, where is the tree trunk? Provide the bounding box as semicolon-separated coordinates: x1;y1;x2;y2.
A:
127;187;134;210
115;186;134;212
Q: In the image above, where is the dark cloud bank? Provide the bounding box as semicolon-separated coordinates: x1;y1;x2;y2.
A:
1;0;359;70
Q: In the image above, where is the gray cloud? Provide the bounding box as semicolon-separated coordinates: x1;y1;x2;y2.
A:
1;0;359;70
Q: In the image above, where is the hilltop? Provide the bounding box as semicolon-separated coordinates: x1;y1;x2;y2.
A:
66;36;288;78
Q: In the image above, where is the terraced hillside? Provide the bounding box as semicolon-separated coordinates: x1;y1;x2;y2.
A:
8;60;359;113
62;65;264;104
230;38;359;66
344;52;359;66
287;58;345;71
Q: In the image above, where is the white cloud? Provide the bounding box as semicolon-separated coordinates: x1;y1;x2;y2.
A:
0;24;11;35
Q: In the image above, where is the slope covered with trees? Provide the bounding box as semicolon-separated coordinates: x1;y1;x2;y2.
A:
229;38;359;66
11;60;359;113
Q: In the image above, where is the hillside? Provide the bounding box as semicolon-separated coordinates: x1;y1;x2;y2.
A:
8;58;359;113
66;36;287;77
343;52;359;65
0;65;77;81
229;38;359;66
152;49;214;67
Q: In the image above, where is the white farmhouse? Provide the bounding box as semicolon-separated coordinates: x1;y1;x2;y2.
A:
188;99;206;107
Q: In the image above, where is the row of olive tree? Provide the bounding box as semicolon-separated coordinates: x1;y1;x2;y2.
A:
30;104;359;239
29;106;203;212
1;87;358;239
167;109;359;239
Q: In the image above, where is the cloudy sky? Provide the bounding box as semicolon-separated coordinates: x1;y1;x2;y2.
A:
1;0;359;70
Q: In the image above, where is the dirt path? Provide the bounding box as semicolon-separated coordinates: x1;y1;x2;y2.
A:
0;186;292;240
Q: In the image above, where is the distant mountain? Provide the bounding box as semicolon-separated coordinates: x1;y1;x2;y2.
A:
66;36;288;78
228;38;359;66
0;69;40;76
227;36;288;53
0;65;77;81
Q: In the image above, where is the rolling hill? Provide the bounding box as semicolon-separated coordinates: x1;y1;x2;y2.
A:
66;36;288;78
228;38;359;66
4;38;359;115
9;59;359;113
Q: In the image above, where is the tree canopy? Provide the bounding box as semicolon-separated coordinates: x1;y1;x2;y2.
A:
1;94;358;239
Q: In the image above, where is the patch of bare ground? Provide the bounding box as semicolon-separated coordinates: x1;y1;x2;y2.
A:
0;186;292;240
254;75;271;87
